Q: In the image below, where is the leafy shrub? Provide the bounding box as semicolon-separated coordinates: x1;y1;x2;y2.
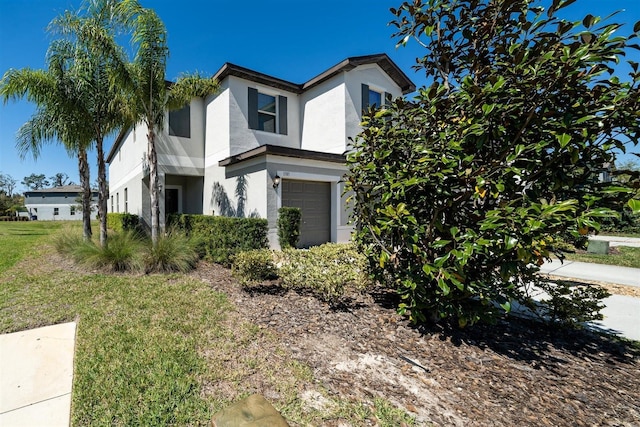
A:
346;0;639;325
278;243;371;303
231;249;278;287
537;281;611;326
277;207;301;249
145;229;199;273
168;214;268;266
600;209;640;234
107;213;142;233
70;230;144;272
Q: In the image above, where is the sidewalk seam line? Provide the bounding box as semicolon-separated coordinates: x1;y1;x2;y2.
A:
0;391;71;415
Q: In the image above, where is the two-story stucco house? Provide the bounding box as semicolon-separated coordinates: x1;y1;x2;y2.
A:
107;53;415;248
24;185;98;221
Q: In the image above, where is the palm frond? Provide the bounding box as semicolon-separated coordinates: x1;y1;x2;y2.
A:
167;72;219;110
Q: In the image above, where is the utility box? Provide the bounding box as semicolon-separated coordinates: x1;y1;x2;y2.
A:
587;240;609;255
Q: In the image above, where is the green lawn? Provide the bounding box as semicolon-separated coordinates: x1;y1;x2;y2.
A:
0;222;416;426
0;221;63;271
563;246;640;269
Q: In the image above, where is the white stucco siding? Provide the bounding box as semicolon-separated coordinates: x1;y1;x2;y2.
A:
202;163;267;219
109;125;147;190
345;64;404;142
300;74;347;154
204;81;231;170
228;76;301;155
108;170;144;216
157;98;206;175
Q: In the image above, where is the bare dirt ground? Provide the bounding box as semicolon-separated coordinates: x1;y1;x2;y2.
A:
193;263;640;426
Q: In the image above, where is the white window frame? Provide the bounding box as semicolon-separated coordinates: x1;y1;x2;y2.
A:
257;90;278;133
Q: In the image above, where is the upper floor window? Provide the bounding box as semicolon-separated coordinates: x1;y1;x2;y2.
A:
258;93;276;132
368;89;382;108
169;105;191;138
248;88;288;135
361;84;391;113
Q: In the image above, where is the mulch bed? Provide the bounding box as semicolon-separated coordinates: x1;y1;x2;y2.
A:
193;262;640;426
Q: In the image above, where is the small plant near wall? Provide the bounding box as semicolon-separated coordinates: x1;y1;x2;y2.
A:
277;207;301;249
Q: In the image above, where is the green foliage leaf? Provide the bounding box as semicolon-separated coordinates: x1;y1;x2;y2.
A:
556;133;572;148
629;199;640;214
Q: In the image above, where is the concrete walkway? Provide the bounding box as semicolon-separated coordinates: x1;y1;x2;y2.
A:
540;260;640;341
539;259;640;287
0;322;76;427
589;235;640;248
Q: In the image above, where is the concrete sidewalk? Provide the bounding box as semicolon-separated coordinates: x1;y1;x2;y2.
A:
0;322;76;427
540;260;640;341
589;235;640;248
540;259;640;287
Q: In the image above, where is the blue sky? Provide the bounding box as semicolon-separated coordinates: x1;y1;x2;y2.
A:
1;0;639;192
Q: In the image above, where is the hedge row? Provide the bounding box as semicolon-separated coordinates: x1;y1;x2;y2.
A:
168;214;268;265
232;243;372;303
106;213;142;233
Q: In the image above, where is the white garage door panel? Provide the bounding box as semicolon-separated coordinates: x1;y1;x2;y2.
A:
282;179;331;248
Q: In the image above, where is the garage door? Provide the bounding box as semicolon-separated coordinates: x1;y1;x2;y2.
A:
281;180;331;248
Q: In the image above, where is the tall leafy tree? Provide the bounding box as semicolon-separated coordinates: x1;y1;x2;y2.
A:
49;172;71;187
348;0;640;325
0;173;17;196
21;173;51;190
115;0;218;245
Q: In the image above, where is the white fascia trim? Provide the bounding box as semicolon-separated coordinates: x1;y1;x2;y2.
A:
277;170;342;183
271;156;348;171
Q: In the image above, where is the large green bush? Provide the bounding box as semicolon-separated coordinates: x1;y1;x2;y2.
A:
169;214;268;265
277;207;301;249
346;0;640;326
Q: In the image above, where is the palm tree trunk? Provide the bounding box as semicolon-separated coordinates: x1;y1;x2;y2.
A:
78;148;92;241
148;125;160;246
96;135;108;247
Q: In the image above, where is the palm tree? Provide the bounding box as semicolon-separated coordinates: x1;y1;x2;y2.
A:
115;0;218;246
0;39;95;240
50;1;129;247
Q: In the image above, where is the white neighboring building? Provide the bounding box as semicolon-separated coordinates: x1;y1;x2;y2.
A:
107;54;415;248
24;185;98;221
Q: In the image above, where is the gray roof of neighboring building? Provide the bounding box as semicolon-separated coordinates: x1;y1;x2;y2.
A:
24;185;97;197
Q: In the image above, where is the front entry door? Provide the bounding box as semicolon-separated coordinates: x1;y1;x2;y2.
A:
165;188;180;216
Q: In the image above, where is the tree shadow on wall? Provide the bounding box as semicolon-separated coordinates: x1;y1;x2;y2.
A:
211;175;260;218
